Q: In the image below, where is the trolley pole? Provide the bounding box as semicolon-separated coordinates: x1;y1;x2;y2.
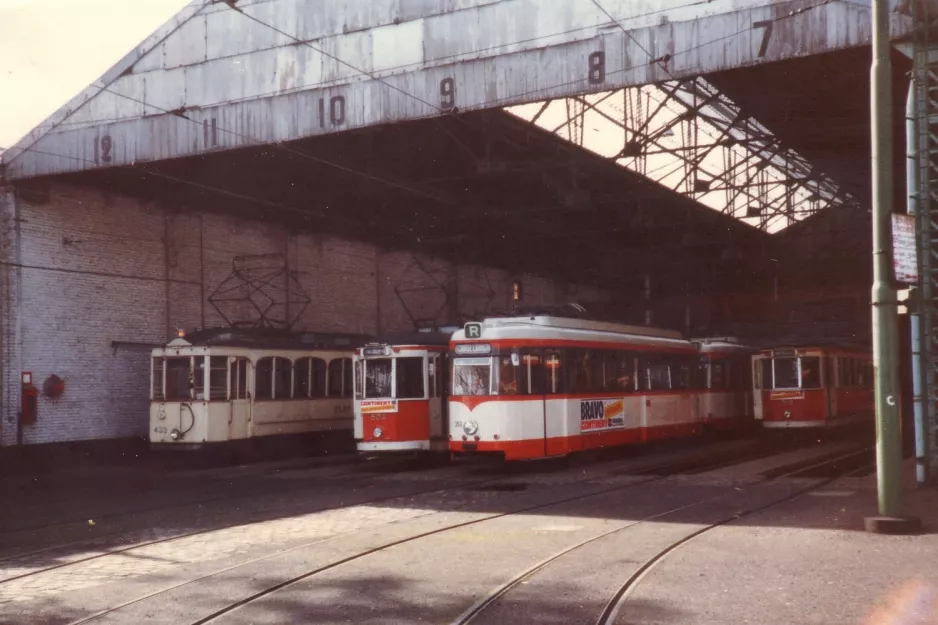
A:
865;0;920;534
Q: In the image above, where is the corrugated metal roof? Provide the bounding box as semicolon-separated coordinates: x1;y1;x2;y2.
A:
0;0;913;182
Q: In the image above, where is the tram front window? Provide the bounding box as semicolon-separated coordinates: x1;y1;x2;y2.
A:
773;357;800;390
364;359;393;398
165;357;192;401
452;358;492;396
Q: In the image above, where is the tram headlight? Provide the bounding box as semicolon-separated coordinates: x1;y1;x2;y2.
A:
170;428;181;441
373;427;383;438
463;420;479;436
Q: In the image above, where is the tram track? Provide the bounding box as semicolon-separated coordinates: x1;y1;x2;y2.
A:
446;446;872;625
0;452;487;566
0;436;770;580
594;449;874;625
0;462;501;585
22;439;847;625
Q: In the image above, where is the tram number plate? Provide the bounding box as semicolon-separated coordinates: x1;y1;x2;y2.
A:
153;426;168;435
453;421;464;428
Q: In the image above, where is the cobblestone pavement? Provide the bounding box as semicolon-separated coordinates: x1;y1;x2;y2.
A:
0;486;499;605
0;437;836;623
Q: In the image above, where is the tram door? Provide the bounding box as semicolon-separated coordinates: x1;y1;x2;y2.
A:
229;357;251;439
522;349;548;457
752;357;764;421
428;354;447;444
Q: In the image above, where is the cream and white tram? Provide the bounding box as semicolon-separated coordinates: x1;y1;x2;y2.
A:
149;328;358;451
353;329;455;455
448;315;748;462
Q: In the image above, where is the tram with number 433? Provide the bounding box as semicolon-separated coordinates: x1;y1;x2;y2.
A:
149;328;361;454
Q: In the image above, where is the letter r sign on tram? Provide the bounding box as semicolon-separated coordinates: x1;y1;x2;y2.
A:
465;323;482;339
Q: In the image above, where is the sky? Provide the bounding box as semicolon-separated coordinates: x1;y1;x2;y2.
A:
0;0;190;149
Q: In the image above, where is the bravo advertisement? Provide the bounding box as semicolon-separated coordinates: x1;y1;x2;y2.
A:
579;398;627;432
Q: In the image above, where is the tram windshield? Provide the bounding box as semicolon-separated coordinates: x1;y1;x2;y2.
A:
358;355;427;399
363;359;393;398
152;356;193;401
452;357;493;396
763;355;823;390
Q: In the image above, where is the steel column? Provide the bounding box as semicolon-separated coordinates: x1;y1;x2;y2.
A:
870;0;903;517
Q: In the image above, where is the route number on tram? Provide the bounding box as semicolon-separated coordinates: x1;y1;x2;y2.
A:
465;323;482;339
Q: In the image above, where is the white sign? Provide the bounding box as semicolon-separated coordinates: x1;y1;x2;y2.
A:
892;213;919;285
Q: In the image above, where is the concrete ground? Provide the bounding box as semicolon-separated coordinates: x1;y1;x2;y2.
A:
0;438;934;625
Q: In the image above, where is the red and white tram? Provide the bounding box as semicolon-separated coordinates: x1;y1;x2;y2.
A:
149;328;358;451
694;337;755;434
752;345;874;429
447;315;754;462
353;330;455;455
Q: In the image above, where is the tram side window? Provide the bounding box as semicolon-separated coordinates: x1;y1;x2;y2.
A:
497;355;522;395
863;363;874;388
525;351;545;395
273;357;292;399
710;361;726;390
152;358;164;400
165;357;192;401
396;357;425;399
311;358;327;397
800;357;821;389
295;358;311;398
255;357;274;400
328;358;354;397
643;360;671;391
544;349;564;394
568;349;605;393
670;358;692;390
209;356;228;400
773;358;800;390
230;358;248;400
343;358;353;397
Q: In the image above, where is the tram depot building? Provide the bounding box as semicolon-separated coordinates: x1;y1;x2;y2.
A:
0;0;877;461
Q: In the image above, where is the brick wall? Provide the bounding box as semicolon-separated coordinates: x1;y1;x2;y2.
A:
0;182;614;446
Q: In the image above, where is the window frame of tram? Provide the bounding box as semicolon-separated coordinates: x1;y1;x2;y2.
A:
764;355;824;391
451;347;706;397
163;356;193;401
357;355;427;400
327;357;354;399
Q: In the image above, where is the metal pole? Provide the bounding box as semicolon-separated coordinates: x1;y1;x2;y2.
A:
907;80;928;485
870;0;903;517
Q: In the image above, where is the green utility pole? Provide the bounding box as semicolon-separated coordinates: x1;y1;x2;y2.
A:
865;0;920;534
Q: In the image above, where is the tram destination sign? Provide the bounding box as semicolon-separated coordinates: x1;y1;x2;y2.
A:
892;213;919;285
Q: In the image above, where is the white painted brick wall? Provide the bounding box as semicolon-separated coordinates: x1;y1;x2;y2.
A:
0;181;613;446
